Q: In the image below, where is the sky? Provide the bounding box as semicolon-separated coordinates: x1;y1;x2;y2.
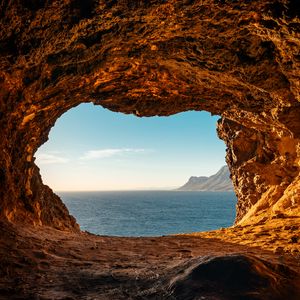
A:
35;103;226;191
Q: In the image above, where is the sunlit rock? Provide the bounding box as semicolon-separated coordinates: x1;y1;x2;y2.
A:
0;0;299;298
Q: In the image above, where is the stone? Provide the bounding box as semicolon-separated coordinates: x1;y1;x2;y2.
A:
169;254;298;300
0;0;299;230
0;1;300;298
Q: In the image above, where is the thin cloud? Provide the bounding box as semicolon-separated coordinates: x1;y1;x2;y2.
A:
80;148;147;160
35;152;69;164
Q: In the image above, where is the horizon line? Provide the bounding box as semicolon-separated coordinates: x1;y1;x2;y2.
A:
54;187;178;192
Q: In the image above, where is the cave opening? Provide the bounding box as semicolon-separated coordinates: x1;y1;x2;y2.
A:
1;1;300;298
34;103;237;236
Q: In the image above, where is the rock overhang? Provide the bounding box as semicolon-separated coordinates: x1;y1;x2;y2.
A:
0;1;300;298
0;0;299;230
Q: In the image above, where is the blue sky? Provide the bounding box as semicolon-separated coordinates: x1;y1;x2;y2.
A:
35;103;226;191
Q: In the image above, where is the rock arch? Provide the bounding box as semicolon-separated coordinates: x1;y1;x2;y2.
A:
0;0;299;231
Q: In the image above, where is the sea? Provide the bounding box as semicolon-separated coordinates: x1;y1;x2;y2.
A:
58;191;237;237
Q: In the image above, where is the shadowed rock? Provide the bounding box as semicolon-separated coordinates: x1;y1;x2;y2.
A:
0;1;300;299
169;254;300;300
0;0;299;228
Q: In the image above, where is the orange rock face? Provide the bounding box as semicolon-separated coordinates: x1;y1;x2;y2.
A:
0;0;299;229
0;1;300;298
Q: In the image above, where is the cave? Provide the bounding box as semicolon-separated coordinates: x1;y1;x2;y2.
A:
0;0;300;299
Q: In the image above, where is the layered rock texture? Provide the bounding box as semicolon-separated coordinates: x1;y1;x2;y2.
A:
178;165;233;191
1;0;300;228
0;0;300;298
1;222;300;299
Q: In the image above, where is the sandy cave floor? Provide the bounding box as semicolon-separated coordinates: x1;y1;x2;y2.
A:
0;220;300;300
183;215;300;255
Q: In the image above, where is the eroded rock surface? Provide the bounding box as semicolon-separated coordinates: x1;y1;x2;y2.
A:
0;0;299;228
169;254;299;300
1;222;299;300
0;0;300;299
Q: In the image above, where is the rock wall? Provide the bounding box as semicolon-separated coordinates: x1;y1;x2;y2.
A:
0;0;299;229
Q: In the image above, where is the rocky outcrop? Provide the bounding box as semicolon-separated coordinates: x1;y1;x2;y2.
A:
178;165;233;191
1;222;299;299
169;254;299;300
1;1;300;298
1;0;298;228
0;0;299;234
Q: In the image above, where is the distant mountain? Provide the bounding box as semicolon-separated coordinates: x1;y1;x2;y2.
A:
177;166;233;191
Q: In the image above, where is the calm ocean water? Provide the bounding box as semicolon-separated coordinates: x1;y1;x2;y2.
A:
58;191;237;237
